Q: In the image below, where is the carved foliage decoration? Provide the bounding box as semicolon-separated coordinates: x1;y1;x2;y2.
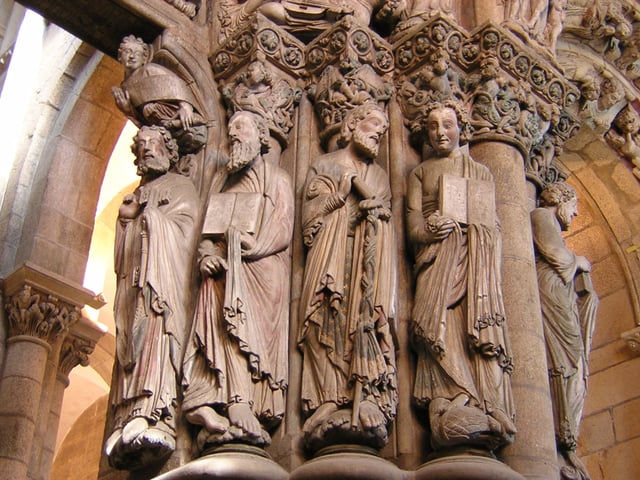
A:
58;336;95;381
6;285;78;343
211;13;306;81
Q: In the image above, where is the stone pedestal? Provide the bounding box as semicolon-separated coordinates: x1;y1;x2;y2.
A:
415;455;526;480
154;446;289;480
290;447;405;480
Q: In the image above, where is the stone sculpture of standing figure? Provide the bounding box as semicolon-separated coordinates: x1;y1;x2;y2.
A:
406;101;516;452
105;125;200;469
532;182;598;480
299;103;397;453
182;111;294;451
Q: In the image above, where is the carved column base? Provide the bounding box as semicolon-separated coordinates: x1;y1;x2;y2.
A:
415;455;526;480
154;446;288;480
290;446;405;480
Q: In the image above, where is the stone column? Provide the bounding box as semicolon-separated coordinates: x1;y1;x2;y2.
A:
0;263;103;480
470;141;560;479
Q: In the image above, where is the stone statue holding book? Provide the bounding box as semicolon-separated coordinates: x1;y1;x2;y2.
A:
181;111;294;451
406;101;516;453
532;182;598;480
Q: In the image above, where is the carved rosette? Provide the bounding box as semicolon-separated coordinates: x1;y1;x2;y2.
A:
5;285;79;344
210;13;306;82
57;335;95;383
393;15;580;189
305;16;394;147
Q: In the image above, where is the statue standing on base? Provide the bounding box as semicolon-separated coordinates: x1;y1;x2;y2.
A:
182;111;294;452
532;182;598;480
105;126;200;469
299;103;398;453
406;101;516;453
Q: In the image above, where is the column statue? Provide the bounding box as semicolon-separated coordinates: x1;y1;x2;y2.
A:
532;182;598;480
182;111;294;451
105;126;200;469
299;102;398;453
406;101;516;453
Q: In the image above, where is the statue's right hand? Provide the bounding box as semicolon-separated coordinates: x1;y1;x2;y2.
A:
200;255;228;277
112;87;131;113
338;173;356;201
425;211;456;241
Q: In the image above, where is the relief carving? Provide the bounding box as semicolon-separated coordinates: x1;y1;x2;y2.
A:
406;101;516;453
299;103;397;453
105;126;200;470
532;182;599;480
606;104;640;180
113;35;208;155
182;111;294;452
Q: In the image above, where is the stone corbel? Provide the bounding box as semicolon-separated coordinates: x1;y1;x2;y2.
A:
2;262;105;345
57;316;106;386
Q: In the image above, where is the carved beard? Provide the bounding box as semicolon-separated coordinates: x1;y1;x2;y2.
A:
557;202;573;231
352;128;380;160
228;136;260;173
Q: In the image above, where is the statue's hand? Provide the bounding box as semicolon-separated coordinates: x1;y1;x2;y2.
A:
118;193;140;220
200;255;228;277
178;102;195;130
359;198;384;212
338;173;356;201
425;211;456;241
112;87;132;115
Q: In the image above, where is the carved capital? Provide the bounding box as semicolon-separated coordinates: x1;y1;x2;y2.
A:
211;13;306;82
305;17;394;147
5;285;78;343
1;263;105;345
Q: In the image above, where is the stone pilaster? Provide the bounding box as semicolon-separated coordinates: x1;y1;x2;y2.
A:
0;263;103;480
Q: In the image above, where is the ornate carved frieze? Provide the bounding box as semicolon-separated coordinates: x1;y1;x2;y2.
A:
393;15;580;188
210;13;306;82
5;285;78;343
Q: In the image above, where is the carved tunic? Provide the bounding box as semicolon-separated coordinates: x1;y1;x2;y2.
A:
532;206;597;450
407;153;513;419
112;172;199;435
299;151;397;421
182;157;293;427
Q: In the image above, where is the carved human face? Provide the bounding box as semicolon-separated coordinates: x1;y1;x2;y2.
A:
557;197;578;231
426;107;460;156
119;41;147;72
352;109;388;160
134;129;171;177
247;62;266;85
228;113;261;173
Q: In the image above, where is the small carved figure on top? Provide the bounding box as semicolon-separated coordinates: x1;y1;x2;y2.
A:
105;125;200;470
164;0;199;18
299;103;397;453
221;56;301;152
406;101;516;454
113;35;207;155
532;182;598;480
182;111;294;452
218;0;406;43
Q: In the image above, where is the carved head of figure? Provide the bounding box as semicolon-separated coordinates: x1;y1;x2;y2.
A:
117;35;149;75
131;125;179;179
480;54;500;80
338;103;389;160
539;182;578;231
421;101;471;157
227;111;270;173
246;59;272;88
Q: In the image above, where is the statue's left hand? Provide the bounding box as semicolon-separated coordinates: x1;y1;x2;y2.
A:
178;102;195;130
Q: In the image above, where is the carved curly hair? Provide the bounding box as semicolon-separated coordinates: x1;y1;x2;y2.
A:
337;102;389;149
420;100;472;146
131;125;179;167
539;182;577;207
117;35;149;64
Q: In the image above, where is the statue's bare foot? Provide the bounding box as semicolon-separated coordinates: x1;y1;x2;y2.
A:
489;408;517;435
302;402;338;434
122;417;149;445
134;427;175;450
228;402;262;439
104;428;122;455
186;406;230;434
358;400;386;430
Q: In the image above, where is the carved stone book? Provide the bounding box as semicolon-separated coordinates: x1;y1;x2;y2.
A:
202;192;263;236
439;174;495;227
